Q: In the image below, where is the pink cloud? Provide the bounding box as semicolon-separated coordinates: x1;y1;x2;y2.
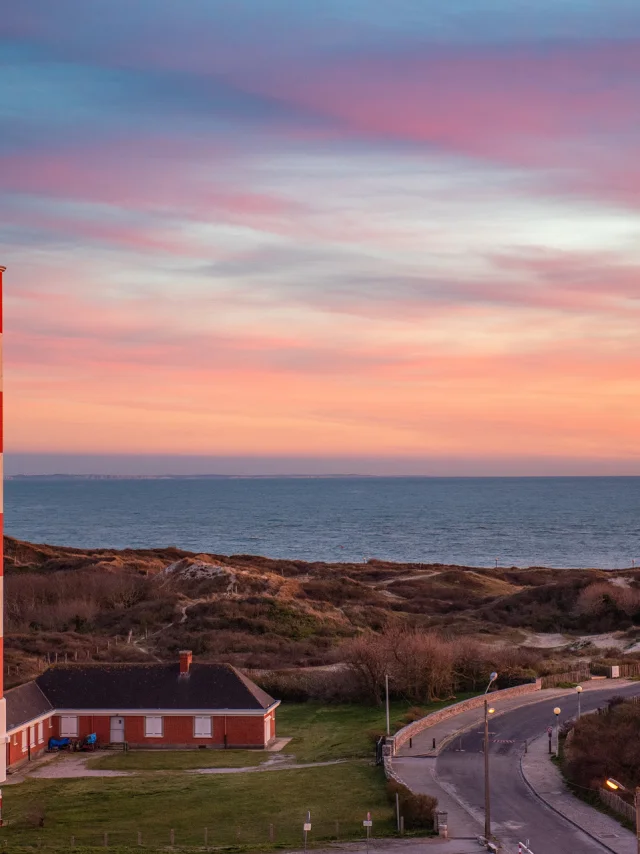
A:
0;142;302;223
231;41;640;207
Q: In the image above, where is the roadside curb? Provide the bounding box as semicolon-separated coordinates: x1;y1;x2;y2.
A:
401;692;567;759
519;736;620;854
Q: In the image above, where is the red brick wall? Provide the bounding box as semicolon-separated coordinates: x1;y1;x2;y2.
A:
7;716;54;769
51;712;271;748
223;715;265;747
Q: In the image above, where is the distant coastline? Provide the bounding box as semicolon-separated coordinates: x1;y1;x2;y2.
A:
5;473;377;481
6;474;639;481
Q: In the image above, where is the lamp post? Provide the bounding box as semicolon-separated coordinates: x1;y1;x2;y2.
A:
576;685;583;719
606;779;640;854
553;707;561;756
484;671;498;842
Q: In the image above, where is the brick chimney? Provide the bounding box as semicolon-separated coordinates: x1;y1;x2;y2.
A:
179;650;193;675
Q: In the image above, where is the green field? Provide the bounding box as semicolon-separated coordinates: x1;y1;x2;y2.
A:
89;696;473;771
88;748;270;772
3;698;469;850
3;763;393;852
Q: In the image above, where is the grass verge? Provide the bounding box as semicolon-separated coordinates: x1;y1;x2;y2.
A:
3;762;394;852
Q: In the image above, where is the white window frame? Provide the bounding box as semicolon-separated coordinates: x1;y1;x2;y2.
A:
29;726;36;747
38;722;44;743
193;715;212;738
144;716;163;738
60;715;79;737
21;729;27;752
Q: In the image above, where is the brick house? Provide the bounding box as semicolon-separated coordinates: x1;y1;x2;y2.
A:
6;681;55;768
5;652;279;770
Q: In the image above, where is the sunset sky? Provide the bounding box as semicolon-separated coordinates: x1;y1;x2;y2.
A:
2;1;640;475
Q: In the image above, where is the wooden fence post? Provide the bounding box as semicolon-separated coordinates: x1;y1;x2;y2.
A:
204;827;208;846
137;830;142;846
170;828;175;847
103;831;108;847
269;823;274;842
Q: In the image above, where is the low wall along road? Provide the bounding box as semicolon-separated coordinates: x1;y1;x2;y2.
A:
387;679;542;755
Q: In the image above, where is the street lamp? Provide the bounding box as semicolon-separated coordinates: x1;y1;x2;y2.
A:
484;671;498;842
553;707;561;756
604;779;640;854
576;685;583;719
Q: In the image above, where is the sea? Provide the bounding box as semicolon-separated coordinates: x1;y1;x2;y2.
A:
4;476;640;570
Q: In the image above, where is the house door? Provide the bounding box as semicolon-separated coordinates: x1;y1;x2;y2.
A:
110;716;125;743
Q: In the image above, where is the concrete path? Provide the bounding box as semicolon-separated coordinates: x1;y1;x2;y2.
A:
6;752;131;781
267;736;293;751
392;755;481;841
5;751;353;781
193;758;349;774
521;733;635;854
285;839;483;854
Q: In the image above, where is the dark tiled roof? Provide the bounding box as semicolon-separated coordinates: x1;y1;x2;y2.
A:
36;663;276;711
6;681;53;730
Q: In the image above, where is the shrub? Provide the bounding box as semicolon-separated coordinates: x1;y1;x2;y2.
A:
563;699;640;793
386;780;437;829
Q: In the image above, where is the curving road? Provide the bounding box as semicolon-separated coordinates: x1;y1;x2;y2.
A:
436;683;640;853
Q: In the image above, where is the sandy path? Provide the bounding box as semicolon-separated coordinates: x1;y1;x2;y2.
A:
5;752;353;782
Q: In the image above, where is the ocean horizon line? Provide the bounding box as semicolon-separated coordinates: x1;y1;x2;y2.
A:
6;473;640;481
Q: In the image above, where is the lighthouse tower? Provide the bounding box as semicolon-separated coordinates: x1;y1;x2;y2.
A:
0;265;6;783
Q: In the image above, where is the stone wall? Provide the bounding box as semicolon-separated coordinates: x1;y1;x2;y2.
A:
389;679;542;754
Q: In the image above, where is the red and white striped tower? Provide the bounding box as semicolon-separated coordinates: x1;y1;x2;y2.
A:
0;265;5;786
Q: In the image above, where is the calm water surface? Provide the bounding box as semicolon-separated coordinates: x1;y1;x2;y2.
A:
5;477;640;569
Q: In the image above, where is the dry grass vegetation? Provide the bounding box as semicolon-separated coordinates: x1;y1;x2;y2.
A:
6;536;640;689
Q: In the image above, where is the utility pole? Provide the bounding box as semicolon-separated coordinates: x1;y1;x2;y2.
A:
385;674;390;736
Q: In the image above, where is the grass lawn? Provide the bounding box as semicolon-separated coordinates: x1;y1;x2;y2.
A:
88;749;269;772
3;762;393;852
89;695;475;771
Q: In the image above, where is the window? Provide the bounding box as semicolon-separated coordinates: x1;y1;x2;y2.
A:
29;726;36;747
49;719;53;729
60;716;78;737
38;722;44;743
144;716;163;738
194;716;212;738
21;729;27;752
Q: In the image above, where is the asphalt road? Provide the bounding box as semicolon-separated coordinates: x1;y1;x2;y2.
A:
436;683;640;853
